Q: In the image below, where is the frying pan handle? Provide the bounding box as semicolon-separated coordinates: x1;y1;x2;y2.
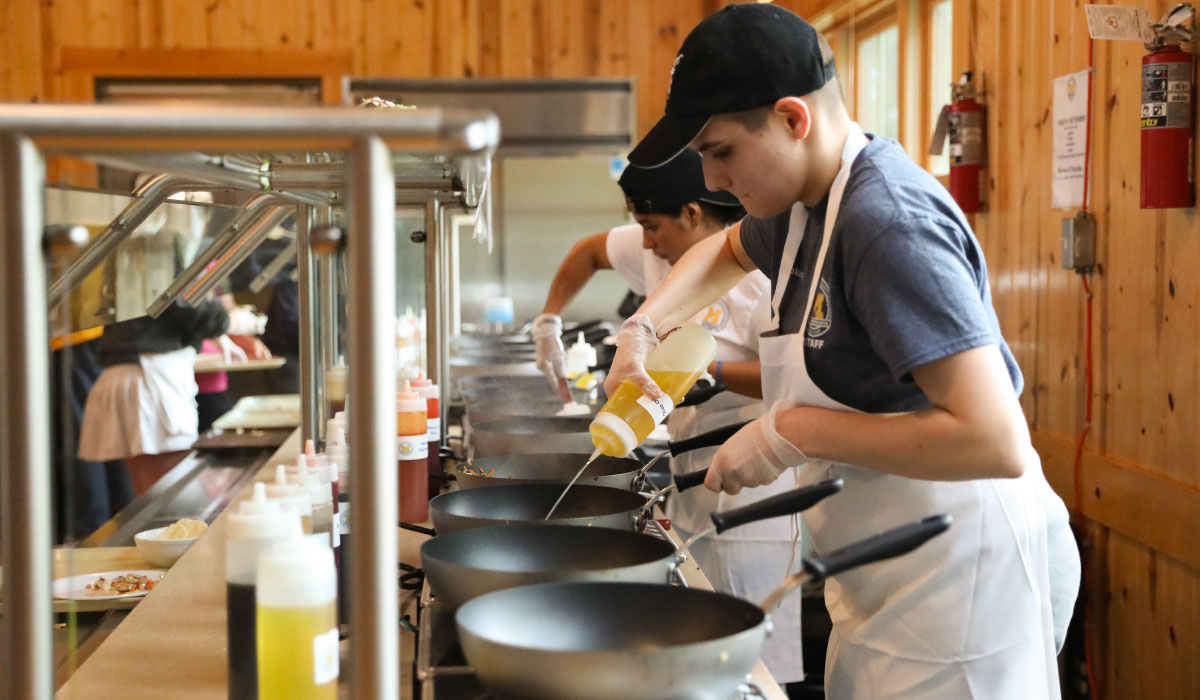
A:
667;421;750;456
673;468;710;493
677;380;726;408
709;479;843;534
398;521;437;537
803;514;952;583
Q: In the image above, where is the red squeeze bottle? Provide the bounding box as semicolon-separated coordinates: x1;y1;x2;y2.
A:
408;371;441;500
396;380;429;522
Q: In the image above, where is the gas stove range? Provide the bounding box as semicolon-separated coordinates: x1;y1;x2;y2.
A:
413;520;770;700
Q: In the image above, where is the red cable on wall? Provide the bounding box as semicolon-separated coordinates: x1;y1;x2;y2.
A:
1072;34;1101;700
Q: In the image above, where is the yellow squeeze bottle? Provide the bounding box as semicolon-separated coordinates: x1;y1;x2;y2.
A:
256;518;338;699
590;322;717;457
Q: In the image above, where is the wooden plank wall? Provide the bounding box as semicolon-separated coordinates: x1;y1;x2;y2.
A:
961;0;1200;697
0;0;809;141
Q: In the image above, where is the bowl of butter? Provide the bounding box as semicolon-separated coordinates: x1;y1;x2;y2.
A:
134;518;209;568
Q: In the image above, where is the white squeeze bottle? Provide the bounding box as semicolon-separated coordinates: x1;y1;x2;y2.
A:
565;331;598;379
226;483;293;700
589;321;717;457
256;517;338;699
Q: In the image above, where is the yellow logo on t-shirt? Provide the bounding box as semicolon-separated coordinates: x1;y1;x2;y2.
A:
700;300;730;333
807;279;832;338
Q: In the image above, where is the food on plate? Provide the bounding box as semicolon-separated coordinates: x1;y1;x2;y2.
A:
84;572;163;596
158;518;208;540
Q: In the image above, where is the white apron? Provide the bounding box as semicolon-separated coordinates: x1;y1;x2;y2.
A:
759;124;1060;699
78;346;199;461
666;391;805;684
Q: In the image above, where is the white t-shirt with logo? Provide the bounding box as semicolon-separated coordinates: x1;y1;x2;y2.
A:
604;223;770;362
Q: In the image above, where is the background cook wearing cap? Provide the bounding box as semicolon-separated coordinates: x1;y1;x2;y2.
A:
532;148;807;685
605;4;1079;699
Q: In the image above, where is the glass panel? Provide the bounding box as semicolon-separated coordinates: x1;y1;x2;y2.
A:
45;186;243;332
395;211;427;370
856;25;900;140
497;155;629;326
929;0;955;176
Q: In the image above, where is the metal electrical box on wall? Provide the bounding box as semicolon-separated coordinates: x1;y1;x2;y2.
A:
1061;212;1096;272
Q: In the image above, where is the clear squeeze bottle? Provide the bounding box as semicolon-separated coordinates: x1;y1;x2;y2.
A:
396;380;429;522
287;455;334;545
407;370;442;501
263;464;313;534
324;428;351;627
256;519;338;699
589;321;717;457
226;483;293;700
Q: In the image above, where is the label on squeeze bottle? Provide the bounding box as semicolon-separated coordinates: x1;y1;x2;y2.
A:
397;436;429;460
635;393;675;425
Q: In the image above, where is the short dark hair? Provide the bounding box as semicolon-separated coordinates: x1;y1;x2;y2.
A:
651;200;746;227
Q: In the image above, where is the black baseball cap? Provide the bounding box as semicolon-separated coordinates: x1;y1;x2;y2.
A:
618;147;740;215
629;3;836;168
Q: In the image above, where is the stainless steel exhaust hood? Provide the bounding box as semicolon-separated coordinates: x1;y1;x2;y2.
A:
348;78;635;156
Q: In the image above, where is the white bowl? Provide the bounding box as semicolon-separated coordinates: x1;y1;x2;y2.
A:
134;527;199;568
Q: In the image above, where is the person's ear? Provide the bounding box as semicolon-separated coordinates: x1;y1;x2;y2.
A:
774;97;811;140
682;202;702;227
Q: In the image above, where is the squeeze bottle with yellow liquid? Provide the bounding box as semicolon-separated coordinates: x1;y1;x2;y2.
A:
589;321;717;457
256;519;338;699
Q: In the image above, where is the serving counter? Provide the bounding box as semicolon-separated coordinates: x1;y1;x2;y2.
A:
54;428;786;700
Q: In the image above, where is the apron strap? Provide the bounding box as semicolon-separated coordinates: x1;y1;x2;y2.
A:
767;123;870;334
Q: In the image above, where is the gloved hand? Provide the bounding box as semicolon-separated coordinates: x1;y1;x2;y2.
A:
602;313;664;400
215;334;249;363
705;400;808;495
227;305;268;336
531;313;569;395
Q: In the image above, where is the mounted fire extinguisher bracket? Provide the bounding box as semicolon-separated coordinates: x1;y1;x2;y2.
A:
1141;4;1195;209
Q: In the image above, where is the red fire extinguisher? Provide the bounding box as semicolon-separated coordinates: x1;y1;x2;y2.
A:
948;71;985;213
1141;7;1195;209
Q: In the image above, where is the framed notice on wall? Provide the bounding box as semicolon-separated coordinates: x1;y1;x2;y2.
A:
1052;68;1092;210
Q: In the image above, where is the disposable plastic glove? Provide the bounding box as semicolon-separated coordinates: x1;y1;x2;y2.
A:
602;313;664;400
227;305;268;336
705;400;808;495
531;313;570;396
215;334;248;363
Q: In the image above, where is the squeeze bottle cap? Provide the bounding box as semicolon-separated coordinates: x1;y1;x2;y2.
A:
409;370;439;399
256;517;335;608
297;440;329;468
566;331;598;375
228;483;292;539
396;380;424;414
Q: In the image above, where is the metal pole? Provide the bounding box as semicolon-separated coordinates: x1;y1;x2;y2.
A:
347;135;398;700
0;134;52;700
247;238;297;294
296;206;319;445
316;206;337;438
147;193;288;318
437;204;453;418
423;199;442;385
180;204;292;305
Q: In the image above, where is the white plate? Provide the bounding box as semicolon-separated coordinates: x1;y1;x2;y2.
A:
52;570;166;601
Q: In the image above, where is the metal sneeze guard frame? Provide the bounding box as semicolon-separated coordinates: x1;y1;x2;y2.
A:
0;102;498;700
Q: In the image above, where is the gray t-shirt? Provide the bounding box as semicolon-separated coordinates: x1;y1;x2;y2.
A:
740;136;1022;414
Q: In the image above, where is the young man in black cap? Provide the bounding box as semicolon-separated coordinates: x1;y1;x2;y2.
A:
533;148;809;685
604;4;1077;698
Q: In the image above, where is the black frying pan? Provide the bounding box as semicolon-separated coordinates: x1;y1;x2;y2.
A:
456;514;953;700
422;479;844;610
